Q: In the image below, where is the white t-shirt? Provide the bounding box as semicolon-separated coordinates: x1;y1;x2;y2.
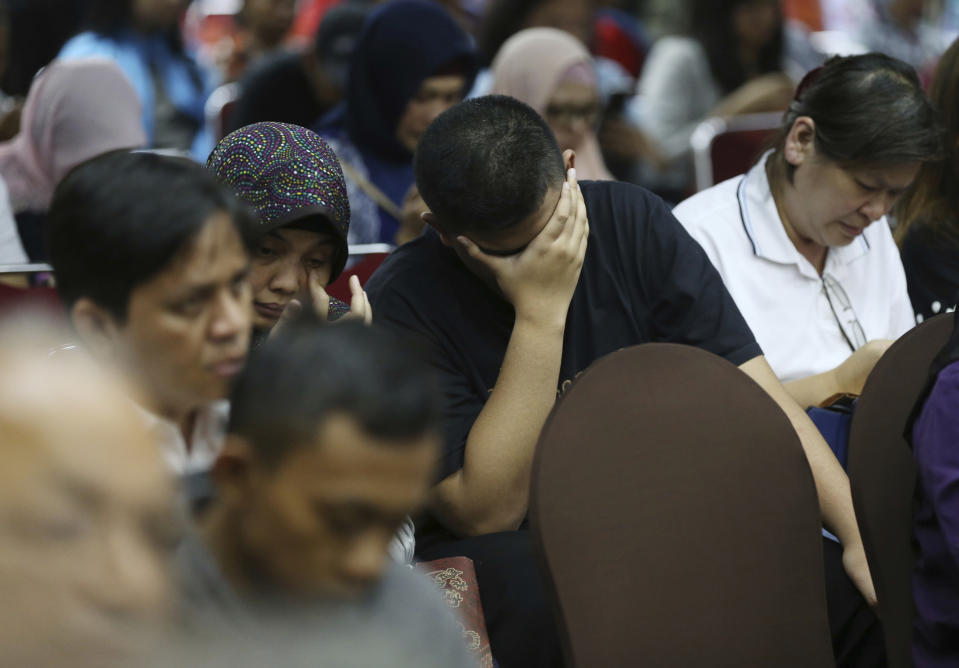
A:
672;153;916;383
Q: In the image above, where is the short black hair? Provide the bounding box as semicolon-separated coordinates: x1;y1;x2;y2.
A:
414;95;565;238
774;53;945;180
47;151;255;320
228;319;441;467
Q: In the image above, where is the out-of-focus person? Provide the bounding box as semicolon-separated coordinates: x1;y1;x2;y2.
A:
0;322;177;667
859;0;950;74
0;59;146;261
46;151;254;476
896;38;959;322
172;321;474;668
227;3;369;136
479;0;595;68
315;0;477;246
673;53;943;409
634;0;795;199
492;27;613;181
58;0;217;160
234;0;296;65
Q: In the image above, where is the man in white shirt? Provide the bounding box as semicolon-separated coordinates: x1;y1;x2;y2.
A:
45;151;254;474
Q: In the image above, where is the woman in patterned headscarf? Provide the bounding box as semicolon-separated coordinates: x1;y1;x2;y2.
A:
208;122;371;344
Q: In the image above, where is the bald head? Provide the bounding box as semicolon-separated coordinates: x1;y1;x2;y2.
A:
0;323;176;666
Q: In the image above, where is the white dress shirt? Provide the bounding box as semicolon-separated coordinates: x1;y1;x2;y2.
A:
673;152;916;383
138;400;229;476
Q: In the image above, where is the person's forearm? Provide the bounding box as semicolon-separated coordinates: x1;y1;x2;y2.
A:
784;340;893;408
780;394;862;543
783;369;840;408
740;357;862;543
432;314;566;536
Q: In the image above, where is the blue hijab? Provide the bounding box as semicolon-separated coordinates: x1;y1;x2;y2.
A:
316;0;477;243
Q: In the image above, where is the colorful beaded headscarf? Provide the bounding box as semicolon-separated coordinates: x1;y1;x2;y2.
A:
208;122;351;283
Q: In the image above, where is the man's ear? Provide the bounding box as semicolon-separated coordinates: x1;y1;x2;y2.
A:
562;149;576;171
71;297;122;362
211;434;257;500
784;116;815;167
421;211;457;248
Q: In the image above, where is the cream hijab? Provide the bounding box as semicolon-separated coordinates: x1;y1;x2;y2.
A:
0;59;147;214
492;27;613;181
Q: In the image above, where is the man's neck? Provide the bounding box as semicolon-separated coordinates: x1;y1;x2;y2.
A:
202;504;257;596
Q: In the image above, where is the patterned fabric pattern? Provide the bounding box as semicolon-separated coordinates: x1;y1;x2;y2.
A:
417;556;494;667
327;296;351;322
208;121;351;280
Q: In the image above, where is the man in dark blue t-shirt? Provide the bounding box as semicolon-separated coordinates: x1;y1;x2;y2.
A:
366;96;880;668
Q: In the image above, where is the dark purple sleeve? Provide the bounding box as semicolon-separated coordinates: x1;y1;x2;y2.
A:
913;362;959;570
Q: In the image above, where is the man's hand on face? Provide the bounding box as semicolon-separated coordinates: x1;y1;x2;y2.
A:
270;274;372;338
456;168;589;330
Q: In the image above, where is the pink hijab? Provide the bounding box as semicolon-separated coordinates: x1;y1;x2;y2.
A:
491;28;613;181
0;59;147;213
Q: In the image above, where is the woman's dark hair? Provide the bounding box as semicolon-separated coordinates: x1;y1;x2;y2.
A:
479;0;593;66
691;0;783;94
895;39;959;243
772;53;945;181
46;151;256;321
0;0;87;96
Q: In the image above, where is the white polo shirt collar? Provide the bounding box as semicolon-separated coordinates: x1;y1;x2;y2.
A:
738;152;873;280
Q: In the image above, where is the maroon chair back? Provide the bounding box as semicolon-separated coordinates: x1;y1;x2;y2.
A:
0;280;62;320
692;113;782;191
848;314;954;668
326;245;391;302
530;343;834;667
710;128;777;184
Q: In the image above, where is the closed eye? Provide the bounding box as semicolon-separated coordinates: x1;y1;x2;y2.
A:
256;246;279;258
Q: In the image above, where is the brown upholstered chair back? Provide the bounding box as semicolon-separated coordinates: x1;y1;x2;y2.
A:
530;343;834;667
847;314;954;668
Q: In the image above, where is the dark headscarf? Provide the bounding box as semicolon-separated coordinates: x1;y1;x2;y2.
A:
905;310;959;445
341;0;478;162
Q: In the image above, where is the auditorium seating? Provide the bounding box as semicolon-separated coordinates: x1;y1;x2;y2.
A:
848;314;954;668
530;343;834;667
690;112;782;192
326;243;393;303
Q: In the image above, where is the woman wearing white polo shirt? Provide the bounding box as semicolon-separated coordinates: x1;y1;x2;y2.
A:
673;53;944;408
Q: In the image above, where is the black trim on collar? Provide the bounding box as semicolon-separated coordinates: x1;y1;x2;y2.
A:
736;177;757;255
